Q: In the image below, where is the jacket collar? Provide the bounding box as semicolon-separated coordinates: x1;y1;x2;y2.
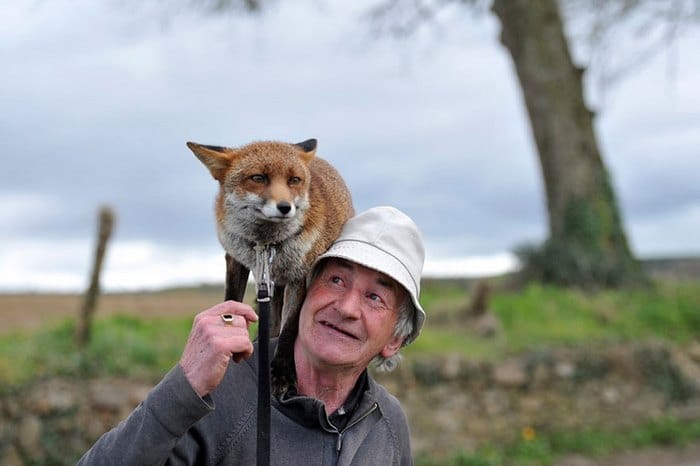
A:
274;371;374;433
269;316;376;432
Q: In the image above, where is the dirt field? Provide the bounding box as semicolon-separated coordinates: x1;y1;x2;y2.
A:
0;288;234;335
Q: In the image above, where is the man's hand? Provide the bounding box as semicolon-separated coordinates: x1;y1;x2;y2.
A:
179;301;258;398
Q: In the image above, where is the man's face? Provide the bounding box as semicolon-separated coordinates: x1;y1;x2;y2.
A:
296;258;405;371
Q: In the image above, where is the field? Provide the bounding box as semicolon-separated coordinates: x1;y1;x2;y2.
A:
4;277;700;352
2;275;700;465
0;285;230;336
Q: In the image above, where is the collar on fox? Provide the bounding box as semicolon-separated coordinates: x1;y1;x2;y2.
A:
253;243;276;302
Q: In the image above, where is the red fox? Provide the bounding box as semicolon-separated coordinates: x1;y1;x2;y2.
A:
187;138;354;336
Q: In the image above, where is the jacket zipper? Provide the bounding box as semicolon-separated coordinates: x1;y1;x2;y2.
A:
336;402;378;452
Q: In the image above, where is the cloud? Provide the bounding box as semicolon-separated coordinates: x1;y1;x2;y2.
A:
1;0;698;292
424;253;519;279
0;238;91;292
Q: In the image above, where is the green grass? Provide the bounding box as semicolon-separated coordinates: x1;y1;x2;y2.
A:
404;325;511;361
0;315;193;391
409;280;700;358
2;281;699;386
0;312;263;391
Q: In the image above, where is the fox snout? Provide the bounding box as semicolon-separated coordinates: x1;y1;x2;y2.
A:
276;201;292;215
260;199;297;219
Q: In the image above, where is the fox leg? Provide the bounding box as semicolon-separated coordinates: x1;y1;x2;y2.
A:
224;253;250;302
271;296;300;396
269;284;286;337
279;282;306;336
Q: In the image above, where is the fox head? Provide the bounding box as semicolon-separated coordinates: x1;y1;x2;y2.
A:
187;139;317;225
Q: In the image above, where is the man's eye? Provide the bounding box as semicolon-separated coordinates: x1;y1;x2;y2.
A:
331;276;342;284
368;293;382;302
251;174;266;183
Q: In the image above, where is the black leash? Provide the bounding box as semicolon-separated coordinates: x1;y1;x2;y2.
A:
253;246;275;466
256;283;271;466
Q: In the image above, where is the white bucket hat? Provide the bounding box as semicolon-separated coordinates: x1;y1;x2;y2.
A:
312;206;426;345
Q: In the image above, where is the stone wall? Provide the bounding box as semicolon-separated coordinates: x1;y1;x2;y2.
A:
378;340;700;455
3;340;700;464
0;378;153;465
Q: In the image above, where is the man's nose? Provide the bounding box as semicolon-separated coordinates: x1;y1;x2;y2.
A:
336;289;362;320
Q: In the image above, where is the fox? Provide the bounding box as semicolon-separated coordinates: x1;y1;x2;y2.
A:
187;138;354;336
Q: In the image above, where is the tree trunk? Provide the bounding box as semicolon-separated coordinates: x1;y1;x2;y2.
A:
492;0;646;288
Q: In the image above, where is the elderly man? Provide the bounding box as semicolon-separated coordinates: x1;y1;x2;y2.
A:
79;206;426;465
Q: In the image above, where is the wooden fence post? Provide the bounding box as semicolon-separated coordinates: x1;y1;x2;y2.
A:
75;205;115;347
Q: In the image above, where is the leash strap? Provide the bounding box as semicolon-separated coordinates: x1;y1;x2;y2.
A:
253;244;275;466
256;284;271;466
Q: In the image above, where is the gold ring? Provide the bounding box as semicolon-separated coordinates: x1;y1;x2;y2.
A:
220;313;235;327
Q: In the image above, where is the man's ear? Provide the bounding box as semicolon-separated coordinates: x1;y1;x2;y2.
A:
186;142;235;181
380;335;404;359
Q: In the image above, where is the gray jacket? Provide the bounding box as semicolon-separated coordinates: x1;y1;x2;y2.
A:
78;339;413;465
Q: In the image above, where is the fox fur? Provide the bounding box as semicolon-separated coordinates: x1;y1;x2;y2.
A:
187;138;354;336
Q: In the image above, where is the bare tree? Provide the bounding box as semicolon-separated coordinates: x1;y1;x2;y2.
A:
492;0;647;288
369;0;697;288
185;0;267;13
559;0;698;97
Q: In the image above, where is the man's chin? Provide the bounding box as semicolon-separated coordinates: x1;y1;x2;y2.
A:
309;344;360;367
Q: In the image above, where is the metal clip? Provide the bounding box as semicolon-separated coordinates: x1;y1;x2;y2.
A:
253;243;276;298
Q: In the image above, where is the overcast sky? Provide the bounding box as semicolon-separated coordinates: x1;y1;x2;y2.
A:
1;0;699;292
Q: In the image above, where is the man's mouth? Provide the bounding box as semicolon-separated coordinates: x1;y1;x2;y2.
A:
321;321;359;340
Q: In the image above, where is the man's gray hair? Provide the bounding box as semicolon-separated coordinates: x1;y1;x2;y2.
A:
372;295;414;372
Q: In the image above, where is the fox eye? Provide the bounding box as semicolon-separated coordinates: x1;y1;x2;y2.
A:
251;174;267;184
288;176;302;186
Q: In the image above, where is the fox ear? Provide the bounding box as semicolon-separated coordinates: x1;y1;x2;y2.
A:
295;138;317;152
294;138;317;163
186;142;234;181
